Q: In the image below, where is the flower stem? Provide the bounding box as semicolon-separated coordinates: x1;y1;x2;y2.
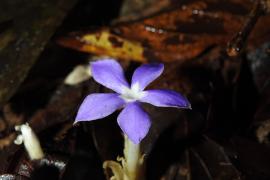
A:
103;135;145;180
123;135;144;180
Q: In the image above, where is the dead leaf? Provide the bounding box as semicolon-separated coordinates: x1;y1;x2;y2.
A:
57;0;268;63
0;133;16;150
0;0;80;108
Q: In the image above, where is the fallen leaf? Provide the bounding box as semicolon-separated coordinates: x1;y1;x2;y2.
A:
57;0;261;63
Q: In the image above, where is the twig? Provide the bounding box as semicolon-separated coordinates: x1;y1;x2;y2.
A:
227;0;265;57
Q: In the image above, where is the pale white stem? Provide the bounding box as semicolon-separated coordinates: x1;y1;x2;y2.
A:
103;135;145;180
123;135;144;180
14;123;44;160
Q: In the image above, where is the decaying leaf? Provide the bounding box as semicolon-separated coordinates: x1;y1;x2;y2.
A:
161;150;191;180
117;0;170;22
229;136;270;179
58;0;270;63
189;136;241;180
0;0;79;107
0;133;16;150
148;135;241;180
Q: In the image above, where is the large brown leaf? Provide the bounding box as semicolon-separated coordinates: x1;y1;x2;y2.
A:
57;0;270;63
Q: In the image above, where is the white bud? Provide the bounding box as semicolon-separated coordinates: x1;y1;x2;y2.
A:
14;123;44;160
64;65;92;85
14;135;23;145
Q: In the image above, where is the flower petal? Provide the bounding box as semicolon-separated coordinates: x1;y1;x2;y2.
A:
131;63;164;91
117;102;151;144
75;93;125;123
140;90;191;108
91;59;129;93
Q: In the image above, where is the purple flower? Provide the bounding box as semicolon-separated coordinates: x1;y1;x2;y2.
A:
75;59;191;144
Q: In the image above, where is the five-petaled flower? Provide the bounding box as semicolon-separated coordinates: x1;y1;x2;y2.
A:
75;59;191;144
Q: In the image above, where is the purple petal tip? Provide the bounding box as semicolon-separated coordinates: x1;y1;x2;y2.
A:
117;102;151;144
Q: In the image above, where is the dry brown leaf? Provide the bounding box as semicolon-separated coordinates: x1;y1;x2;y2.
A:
57;0;258;63
0;133;16;150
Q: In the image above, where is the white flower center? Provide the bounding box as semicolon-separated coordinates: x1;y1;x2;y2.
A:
120;83;145;102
